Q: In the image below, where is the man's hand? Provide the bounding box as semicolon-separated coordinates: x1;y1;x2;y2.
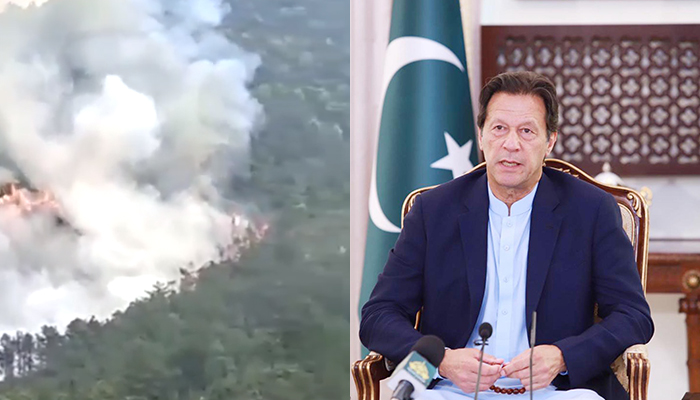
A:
502;345;566;391
438;348;504;393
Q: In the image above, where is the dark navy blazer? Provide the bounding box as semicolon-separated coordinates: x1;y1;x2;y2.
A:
360;167;654;400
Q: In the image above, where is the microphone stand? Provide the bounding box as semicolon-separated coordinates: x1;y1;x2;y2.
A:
529;311;537;400
473;336;488;400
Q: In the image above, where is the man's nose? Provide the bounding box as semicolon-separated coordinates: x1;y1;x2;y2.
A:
502;129;521;151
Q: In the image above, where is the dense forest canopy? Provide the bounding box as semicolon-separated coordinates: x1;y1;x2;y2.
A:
0;0;349;399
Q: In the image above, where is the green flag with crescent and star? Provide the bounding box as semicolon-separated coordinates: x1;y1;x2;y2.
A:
359;0;479;354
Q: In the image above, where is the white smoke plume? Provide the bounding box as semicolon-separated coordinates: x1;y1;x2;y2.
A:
0;0;264;333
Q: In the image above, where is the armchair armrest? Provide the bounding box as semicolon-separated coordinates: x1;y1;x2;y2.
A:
352;352;394;400
626;344;650;400
610;344;649;400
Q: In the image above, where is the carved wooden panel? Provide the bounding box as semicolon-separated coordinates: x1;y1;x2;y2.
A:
482;25;700;176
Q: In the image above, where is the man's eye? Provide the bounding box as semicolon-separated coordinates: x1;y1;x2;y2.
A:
523;128;532;134
495;125;505;130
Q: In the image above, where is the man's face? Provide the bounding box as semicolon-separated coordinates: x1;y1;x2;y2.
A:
478;93;557;196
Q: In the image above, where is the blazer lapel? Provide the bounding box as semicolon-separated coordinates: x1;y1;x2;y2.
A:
526;171;562;332
458;173;489;343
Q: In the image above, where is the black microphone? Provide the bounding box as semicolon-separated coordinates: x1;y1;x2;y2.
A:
529;311;537;400
387;335;446;400
473;322;493;400
479;322;493;340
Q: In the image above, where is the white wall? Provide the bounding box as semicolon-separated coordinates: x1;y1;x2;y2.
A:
482;0;700;26
351;1;699;399
645;293;689;400
624;177;700;239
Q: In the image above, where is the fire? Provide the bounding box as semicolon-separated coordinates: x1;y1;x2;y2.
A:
179;215;269;291
0;182;62;216
220;212;270;263
0;181;270;266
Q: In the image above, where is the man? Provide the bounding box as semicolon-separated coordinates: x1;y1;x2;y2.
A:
359;71;653;399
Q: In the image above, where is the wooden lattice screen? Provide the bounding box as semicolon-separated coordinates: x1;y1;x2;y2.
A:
482;25;700;176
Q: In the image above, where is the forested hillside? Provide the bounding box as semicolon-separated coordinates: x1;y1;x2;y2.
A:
0;0;349;399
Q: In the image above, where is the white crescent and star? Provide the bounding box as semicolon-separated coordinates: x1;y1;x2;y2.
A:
430;132;474;179
369;36;471;233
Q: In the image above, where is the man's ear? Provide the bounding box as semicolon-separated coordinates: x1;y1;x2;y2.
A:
546;131;558;155
477;128;483;150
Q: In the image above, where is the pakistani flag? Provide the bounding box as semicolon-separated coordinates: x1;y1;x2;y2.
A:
359;0;479;353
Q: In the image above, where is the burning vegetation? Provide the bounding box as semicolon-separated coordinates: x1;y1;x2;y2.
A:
0;180;270;273
0;182;62;216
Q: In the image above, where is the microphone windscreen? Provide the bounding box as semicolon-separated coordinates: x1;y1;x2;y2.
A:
478;322;493;340
411;335;446;367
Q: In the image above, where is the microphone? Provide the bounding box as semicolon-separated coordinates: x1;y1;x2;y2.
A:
387;335;446;400
473;322;493;400
479;322;493;340
529;311;537;400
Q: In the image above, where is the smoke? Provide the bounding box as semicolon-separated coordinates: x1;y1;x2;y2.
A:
0;0;264;333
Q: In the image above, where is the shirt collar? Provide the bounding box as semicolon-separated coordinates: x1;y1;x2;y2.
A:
487;180;540;217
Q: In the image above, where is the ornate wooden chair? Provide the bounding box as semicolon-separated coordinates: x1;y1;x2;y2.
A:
352;158;651;400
